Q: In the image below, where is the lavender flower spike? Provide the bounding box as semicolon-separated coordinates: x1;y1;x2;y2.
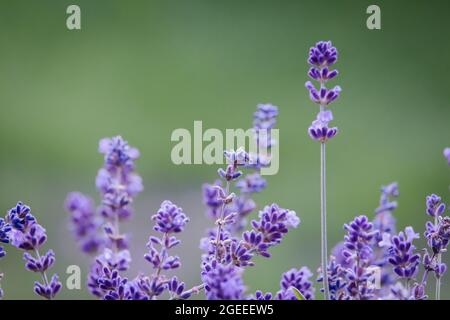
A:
342;215;377;300
65;192;103;254
0;217;11;259
143;201;190;299
384;227;420;280
201;259;245;300
305;40;341;299
4;202;61;299
276;267;315;300
423;194;448;300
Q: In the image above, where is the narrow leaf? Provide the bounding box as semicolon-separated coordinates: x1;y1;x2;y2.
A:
290;287;305;300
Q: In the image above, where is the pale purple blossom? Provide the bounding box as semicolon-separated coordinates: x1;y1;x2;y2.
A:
444;147;450;165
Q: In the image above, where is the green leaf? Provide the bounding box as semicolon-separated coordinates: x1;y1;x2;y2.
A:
290;287;305;300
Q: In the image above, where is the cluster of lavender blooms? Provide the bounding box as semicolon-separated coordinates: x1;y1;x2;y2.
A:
302;41;450;300
322;181;450;300
62;105;312;300
65;136;197;300
306;41;341;142
64;105;306;300
0;202;61;299
200;104;314;300
2;40;448;301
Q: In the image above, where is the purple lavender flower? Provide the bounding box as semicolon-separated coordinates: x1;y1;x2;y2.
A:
33;274;61;300
375;182;399;215
425;194;446;217
134;274;166;298
341;216;378;299
422;249;447;279
5;202;46;251
253;103;279;149
308;41;338;67
86;136;144;298
223;238;255;267
96;136;143;222
249;290;273;300
151;201;189;234
425;216;450;255
145;235;181;271
88;259;129;299
97;248;132;272
218;148;249;181
308;66;338;82
0;218;11;260
422;193;449;300
65;192;103;254
410;283;427;300
98;136;140;173
23;249;55;273
308;110;338;142
305;82;342;106
141;201;190;299
202;181;223;219
253;103;278;130
249;204;300;254
276;267;315;300
370;182;399;297
3;202;61;299
305;41;341;300
5;202;35;232
168;276;192;299
343;216;377;264
201;259;245;300
318;256;347;300
444;147;450;165
235;173;267;194
383;227;420;279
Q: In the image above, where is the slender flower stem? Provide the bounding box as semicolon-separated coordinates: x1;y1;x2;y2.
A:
171;283;206;300
156;232;168;277
320;140;330;300
214;181;230;260
435;215;441;300
421;253;435;286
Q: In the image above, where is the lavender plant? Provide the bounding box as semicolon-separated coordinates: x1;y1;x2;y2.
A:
198;104;308;300
62;103;308;300
2;40;448;301
0;202;61;299
305;41;341;300
66;136;194;300
423;194;448;300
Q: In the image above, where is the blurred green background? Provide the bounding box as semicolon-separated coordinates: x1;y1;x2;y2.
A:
0;0;449;300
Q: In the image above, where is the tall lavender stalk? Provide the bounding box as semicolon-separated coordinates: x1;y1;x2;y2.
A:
305;41;341;299
199;104;301;300
423;194;447;300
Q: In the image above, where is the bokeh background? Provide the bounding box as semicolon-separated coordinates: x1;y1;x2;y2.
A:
0;0;449;299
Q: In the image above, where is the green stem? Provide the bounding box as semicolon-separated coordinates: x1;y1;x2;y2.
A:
435;215;441;300
320;141;330;300
214;181;230;260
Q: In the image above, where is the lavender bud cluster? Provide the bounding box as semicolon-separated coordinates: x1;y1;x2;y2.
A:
0;202;61;299
199;104;306;300
305;41;341;143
